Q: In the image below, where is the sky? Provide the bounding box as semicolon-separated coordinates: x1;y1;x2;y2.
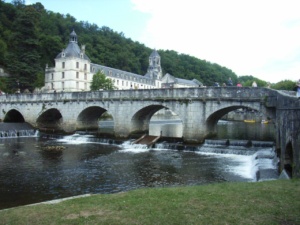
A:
13;0;300;83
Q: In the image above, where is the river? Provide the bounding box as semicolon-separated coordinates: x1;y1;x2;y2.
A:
0;120;278;210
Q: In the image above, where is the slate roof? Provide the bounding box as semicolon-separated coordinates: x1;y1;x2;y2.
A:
149;49;160;58
162;73;202;86
91;63;155;85
55;31;90;61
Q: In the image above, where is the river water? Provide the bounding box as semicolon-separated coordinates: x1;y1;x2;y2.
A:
0;120;278;210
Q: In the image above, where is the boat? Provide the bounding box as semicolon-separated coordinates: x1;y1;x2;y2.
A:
261;120;269;124
244;119;256;123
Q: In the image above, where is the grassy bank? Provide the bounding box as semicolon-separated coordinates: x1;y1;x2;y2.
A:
1;179;299;225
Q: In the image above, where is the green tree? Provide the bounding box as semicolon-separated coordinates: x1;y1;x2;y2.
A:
34;72;45;89
6;5;42;92
90;71;114;91
238;75;267;87
271;80;296;91
0;38;7;62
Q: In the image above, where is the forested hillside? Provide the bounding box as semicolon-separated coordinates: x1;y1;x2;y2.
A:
1;0;241;93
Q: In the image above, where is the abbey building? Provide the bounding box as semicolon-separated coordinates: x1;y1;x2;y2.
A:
44;30;202;92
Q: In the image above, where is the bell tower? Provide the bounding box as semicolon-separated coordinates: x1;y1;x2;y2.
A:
69;29;78;43
147;49;162;80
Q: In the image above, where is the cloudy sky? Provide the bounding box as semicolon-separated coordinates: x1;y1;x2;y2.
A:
22;0;300;83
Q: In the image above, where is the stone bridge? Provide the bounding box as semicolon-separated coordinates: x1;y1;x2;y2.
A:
0;87;299;177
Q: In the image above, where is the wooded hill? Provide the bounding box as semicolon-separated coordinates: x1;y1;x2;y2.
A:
0;0;260;93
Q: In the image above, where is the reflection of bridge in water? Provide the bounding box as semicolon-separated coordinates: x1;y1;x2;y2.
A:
0;87;299;178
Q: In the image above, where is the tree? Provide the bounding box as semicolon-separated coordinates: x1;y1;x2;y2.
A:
6;5;42;92
0;38;7;62
34;72;45;89
271;80;296;91
238;75;268;87
90;71;114;91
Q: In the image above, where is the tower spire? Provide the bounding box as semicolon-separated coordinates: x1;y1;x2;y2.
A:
147;49;162;79
69;29;77;43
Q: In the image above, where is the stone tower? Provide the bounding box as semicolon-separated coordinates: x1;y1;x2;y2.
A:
146;49;163;80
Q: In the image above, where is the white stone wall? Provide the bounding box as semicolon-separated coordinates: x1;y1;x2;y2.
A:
45;57;93;92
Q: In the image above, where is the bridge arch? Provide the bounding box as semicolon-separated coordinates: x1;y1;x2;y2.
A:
131;104;166;134
76;106;110;131
4;109;25;122
206;105;270;137
130;104;183;137
37;108;62;131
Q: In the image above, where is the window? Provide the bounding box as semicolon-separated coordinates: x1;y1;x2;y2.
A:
76;72;79;79
62;62;65;69
76;82;79;89
84;73;87;80
62;82;65;90
62;72;65;79
84;83;87;90
51;73;54;80
84;64;87;70
76;62;79;68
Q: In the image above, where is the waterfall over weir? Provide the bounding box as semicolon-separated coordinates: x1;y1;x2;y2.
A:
201;139;278;181
0;129;38;138
0;122;38;138
154;139;279;182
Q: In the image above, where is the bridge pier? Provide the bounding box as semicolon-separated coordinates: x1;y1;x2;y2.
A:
113;122;131;138
62;121;77;133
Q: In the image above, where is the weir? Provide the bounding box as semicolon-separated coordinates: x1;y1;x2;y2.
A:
0;122;38;138
131;138;279;182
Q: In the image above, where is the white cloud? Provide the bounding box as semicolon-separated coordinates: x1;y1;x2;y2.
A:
131;0;300;83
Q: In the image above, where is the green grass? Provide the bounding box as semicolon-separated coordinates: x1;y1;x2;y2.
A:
1;179;300;225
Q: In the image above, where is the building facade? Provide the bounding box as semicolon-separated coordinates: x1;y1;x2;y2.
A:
44;30;201;92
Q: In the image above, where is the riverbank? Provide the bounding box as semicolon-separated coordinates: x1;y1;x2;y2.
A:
1;179;299;225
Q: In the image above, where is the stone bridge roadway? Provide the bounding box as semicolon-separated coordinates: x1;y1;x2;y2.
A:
0;87;299;177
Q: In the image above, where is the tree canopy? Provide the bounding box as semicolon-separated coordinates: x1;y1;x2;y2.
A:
90;71;114;91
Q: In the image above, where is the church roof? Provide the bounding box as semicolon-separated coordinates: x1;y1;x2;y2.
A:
161;73;202;86
55;30;90;61
150;49;160;58
91;63;155;83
